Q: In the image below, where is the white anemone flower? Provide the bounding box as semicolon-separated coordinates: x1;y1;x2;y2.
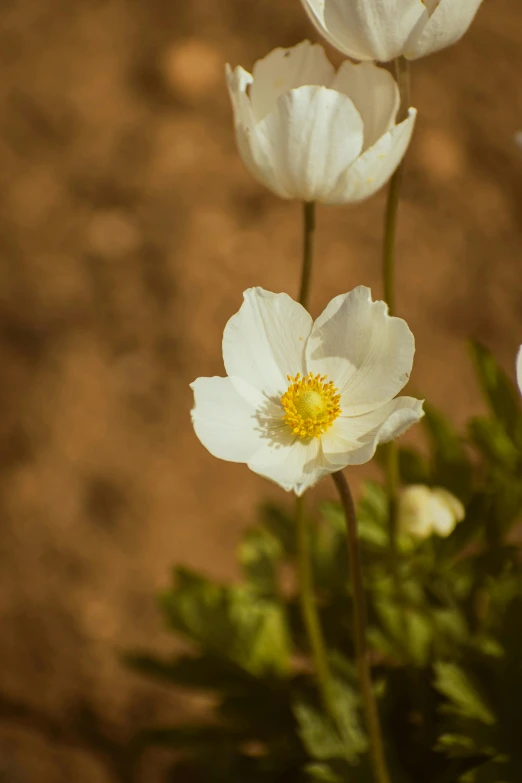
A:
226;41;416;205
191;286;424;495
517;345;522;395
300;0;484;62
399;485;465;538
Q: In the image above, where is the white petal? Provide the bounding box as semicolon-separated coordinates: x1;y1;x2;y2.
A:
322;396;424;466
223;288;312;399
190;376;264;462
331;61;399;151
226;64;254;127
406;0;484;60
323;109;416;206
516;345;522;395
226;64;270;192
249;41;334;122
322;0;427;62
249;85;364;202
248;434;331;495
307;286;415;415
300;0;374;61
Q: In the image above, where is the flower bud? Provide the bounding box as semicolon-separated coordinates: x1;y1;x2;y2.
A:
398;484;465;539
226;41;416;205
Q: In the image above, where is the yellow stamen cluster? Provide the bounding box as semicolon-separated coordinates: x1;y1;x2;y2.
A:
281;372;341;439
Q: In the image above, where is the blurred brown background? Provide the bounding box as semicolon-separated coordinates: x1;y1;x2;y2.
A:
0;0;521;780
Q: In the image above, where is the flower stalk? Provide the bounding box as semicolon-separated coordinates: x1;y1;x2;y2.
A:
295;493;337;723
383;56;411;564
295;199;338;727
299;202;316;310
332;470;391;783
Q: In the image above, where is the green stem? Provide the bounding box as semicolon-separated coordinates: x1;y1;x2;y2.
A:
296;494;337;722
332;471;391;783
295;201;337;724
383;56;410;568
382;56;410;318
298;202;316;310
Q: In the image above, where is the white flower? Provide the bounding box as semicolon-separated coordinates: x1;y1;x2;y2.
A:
226;41;416;205
517;345;522;394
300;0;484;62
191;286;424;495
399;485;465;538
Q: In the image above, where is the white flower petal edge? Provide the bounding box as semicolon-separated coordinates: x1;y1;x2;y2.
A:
302;0;427;61
223;287;312;399
248;436;332;496
300;0;484;62
191;288;423;496
406;0;485;60
331;60;400;151
307;286;415;415
517;345;522;395
190;376;264;463
249;40;334;122
323;109;416;205
322;396;424;466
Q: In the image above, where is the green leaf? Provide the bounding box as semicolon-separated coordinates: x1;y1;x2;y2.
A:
259;502;296;557
469;340;521;441
434;492;489;563
294;681;366;764
239;526;283;596
306;762;344;782
160;568;290;675
423;403;473;500
434;662;495;726
398;446;431;485
468;417;519;472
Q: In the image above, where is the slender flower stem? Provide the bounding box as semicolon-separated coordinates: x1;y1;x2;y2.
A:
383;56;410;565
332;471;391;783
383;56;410;319
295;201;338;725
298;201;316;310
296;494;337;722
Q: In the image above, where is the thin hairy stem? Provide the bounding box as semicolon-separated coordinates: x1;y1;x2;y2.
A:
298;201;316;310
296;494;338;723
332;471;391;783
383;56;411;574
295;201;338;725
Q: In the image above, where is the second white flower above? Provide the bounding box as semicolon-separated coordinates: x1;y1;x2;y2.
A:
191;286;424;495
226;41;416;205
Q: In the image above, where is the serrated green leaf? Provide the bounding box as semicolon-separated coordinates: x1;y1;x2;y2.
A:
294;681;366;764
434;662;495;726
160;568;290;675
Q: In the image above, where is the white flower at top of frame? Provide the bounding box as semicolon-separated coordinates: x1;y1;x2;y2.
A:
226;41;416;205
399;485;465;539
300;0;484;62
191;286;424;496
517;345;522;394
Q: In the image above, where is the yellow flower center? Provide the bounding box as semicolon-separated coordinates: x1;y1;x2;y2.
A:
281;372;341;439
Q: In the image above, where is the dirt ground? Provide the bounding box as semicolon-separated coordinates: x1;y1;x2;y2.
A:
0;0;521;781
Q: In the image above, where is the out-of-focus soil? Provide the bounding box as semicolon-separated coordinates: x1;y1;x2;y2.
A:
0;0;521;780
